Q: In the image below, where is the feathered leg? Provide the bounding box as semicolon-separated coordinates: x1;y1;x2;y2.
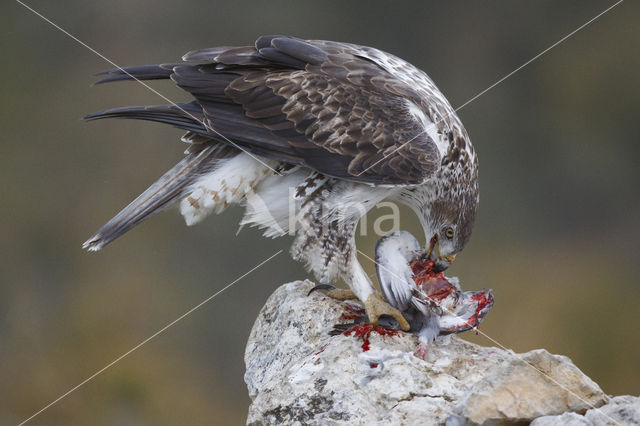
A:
293;180;409;331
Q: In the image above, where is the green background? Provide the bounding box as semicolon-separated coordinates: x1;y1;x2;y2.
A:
1;1;638;424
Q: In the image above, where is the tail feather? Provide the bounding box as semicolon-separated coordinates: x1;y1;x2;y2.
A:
85;101;302;164
94;64;177;85
83;144;234;251
84;102;207;135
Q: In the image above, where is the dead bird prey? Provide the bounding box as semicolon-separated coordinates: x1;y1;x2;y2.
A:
314;231;493;358
376;231;493;358
83;35;479;330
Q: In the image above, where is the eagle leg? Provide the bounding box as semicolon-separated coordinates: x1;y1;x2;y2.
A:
309;284;409;331
326;288;357;300
364;293;410;332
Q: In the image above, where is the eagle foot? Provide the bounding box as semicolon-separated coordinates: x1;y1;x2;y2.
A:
308;284;358;300
365;293;410;332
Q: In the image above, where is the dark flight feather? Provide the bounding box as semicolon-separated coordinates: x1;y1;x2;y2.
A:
83;144;234;251
86;35;443;185
94;64;176;85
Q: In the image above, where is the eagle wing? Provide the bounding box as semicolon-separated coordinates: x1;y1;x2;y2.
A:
89;35;444;185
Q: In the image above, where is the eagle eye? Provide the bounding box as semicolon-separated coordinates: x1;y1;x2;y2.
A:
444;227;454;239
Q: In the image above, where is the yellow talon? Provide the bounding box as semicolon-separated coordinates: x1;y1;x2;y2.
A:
365;293;410;331
325;288;358;300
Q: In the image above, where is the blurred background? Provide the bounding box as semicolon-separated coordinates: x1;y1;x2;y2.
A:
1;0;638;424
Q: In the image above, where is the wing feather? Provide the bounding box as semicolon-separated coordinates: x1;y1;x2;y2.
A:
88;35;450;185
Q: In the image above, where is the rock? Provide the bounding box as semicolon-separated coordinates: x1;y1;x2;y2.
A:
531;412;595;426
245;281;611;425
461;349;606;423
532;395;640;426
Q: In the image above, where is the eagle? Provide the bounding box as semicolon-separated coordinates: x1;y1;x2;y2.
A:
83;35;479;331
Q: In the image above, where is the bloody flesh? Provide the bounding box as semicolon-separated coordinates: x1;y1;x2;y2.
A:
459;291;494;329
409;258;456;301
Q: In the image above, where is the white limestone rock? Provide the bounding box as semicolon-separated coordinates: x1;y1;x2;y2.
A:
461;349;606;423
245;280;611;425
532;395;640;426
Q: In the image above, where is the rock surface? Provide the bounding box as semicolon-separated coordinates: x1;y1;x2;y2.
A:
244;281;632;425
531;396;640;426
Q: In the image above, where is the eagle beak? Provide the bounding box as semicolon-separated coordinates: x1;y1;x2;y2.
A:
433;254;456;272
425;235;456;272
443;254;457;263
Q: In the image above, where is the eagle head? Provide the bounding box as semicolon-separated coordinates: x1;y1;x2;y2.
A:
423;189;478;272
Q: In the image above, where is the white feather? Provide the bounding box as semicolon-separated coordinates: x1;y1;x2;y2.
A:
179;153;276;225
406;100;449;157
240;171;307;237
374;231;421;311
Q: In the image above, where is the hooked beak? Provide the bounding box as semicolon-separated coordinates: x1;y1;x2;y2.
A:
432;254;456;272
424;235;456;272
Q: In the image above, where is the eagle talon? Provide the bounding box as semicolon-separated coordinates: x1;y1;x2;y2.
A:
308;284;358;301
326;289;358;300
307;284;337;296
365;293;410;331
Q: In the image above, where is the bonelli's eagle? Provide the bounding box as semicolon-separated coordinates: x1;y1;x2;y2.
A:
84;35;479;330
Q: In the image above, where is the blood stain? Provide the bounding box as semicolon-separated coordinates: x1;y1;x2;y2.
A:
343;323;400;352
339;303;366;321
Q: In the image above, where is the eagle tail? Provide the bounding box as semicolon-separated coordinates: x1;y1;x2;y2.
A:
83;144;232;251
84;102;207;136
93;64;176;85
